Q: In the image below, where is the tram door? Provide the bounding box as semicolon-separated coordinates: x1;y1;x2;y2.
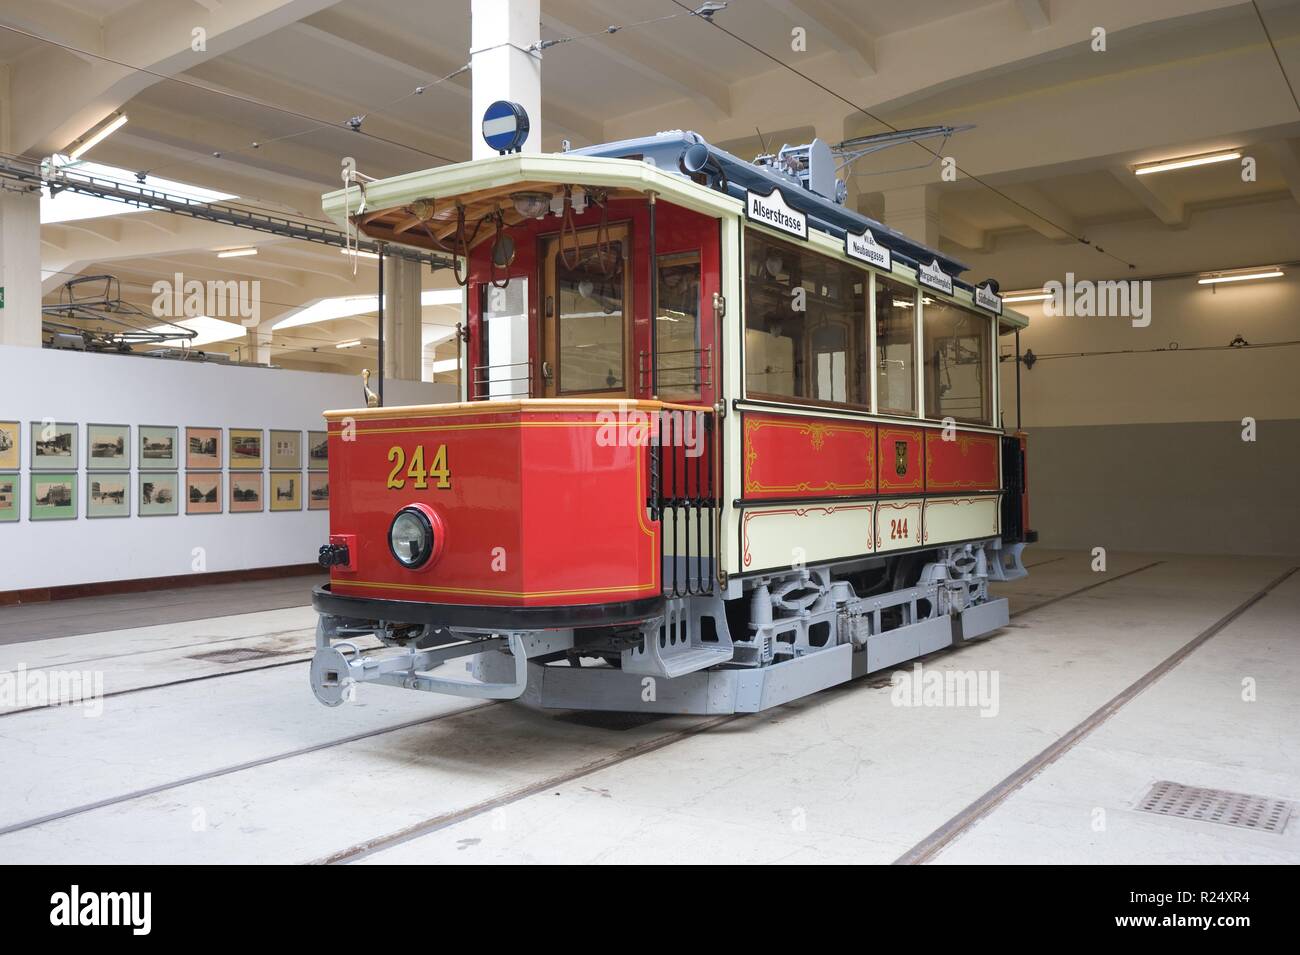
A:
539;223;633;398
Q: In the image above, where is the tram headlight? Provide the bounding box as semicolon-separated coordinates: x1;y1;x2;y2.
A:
389;507;434;569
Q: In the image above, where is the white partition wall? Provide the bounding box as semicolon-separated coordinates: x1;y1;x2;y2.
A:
0;346;452;591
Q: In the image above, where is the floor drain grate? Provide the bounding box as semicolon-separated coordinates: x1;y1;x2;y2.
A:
1137;780;1292;834
188;647;294;664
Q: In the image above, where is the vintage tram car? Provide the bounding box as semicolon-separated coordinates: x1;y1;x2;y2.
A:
310;130;1034;714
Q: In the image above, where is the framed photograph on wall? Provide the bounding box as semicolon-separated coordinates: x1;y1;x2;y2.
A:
139;425;178;469
0;473;18;523
269;471;301;511
229;428;263;470
86;423;129;471
269;429;301;470
307;472;329;510
230;472;263;513
0;421;18;470
186;427;221;469
31;472;77;520
185;472;222;515
87;473;130;518
307;430;328;471
30;421;77;470
139;471;180;517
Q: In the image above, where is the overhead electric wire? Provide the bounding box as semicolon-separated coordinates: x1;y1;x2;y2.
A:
666;0;1140;272
140;61;473;182
1001;338;1300;364
528;7;710;53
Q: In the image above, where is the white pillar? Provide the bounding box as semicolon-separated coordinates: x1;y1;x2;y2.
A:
470;0;542;160
250;323;271;365
0;188;42;347
883;185;940;249
383;256;422;380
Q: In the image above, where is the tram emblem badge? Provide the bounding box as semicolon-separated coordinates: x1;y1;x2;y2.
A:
895;441;909;477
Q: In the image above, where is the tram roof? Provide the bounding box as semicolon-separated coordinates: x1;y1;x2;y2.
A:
321;134;1027;330
570;131;970;278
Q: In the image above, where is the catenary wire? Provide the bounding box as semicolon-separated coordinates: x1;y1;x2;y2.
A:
666;0;1141;272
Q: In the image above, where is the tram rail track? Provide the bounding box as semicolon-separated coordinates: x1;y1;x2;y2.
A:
0;558;1174;853
893;564;1300;864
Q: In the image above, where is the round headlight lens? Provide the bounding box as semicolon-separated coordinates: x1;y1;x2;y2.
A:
389;507;433;568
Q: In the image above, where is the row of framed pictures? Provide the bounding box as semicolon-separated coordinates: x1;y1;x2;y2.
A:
0;421;330;471
0;470;329;522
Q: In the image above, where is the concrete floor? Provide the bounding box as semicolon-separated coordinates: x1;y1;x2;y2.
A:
0;549;1296;864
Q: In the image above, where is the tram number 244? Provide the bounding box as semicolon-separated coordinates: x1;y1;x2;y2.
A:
386;444;451;490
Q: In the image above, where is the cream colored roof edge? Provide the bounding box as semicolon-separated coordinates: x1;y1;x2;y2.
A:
321;153;742;230
321;153;1028;330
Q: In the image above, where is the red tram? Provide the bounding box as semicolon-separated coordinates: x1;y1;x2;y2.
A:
310;131;1034;713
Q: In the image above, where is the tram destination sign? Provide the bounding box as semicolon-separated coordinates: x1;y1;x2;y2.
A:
974;281;1003;315
747;188;807;240
918;259;954;295
845;228;892;271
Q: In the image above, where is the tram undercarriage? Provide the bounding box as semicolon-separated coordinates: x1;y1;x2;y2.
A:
310;538;1026;714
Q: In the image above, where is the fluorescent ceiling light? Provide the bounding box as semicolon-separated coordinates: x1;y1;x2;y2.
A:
1002;290;1052;303
68;113;128;160
274;289;464;330
430;358;459;374
335;339;362;349
1134;151;1240;176
1197;269;1283;285
41;157;236;224
149;316;247;348
341;248;380;260
217;248;257;258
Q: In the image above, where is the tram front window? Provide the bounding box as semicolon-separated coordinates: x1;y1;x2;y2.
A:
543;224;631;396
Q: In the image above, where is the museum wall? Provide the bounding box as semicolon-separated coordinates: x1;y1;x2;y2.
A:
0;346;453;592
998;268;1300;557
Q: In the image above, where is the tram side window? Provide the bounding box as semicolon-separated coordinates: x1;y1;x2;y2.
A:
922;298;992;425
655;251;702;397
744;231;865;406
875;276;916;416
479;279;530;398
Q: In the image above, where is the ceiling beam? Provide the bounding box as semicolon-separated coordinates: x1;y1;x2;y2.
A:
543;0;731;119
756;0;876;79
1013;0;1052;31
939;210;993;254
1268;139;1300;209
992;183;1081;241
7;0;344;156
1108;165;1188;227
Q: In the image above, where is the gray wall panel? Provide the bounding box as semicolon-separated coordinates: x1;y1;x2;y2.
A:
1026;419;1299;557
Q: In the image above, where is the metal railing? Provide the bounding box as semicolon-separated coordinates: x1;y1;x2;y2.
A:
638;346;713;396
472;359;532;399
648;407;717;597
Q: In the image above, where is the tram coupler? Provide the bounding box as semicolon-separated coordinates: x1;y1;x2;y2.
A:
310;615;530;706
